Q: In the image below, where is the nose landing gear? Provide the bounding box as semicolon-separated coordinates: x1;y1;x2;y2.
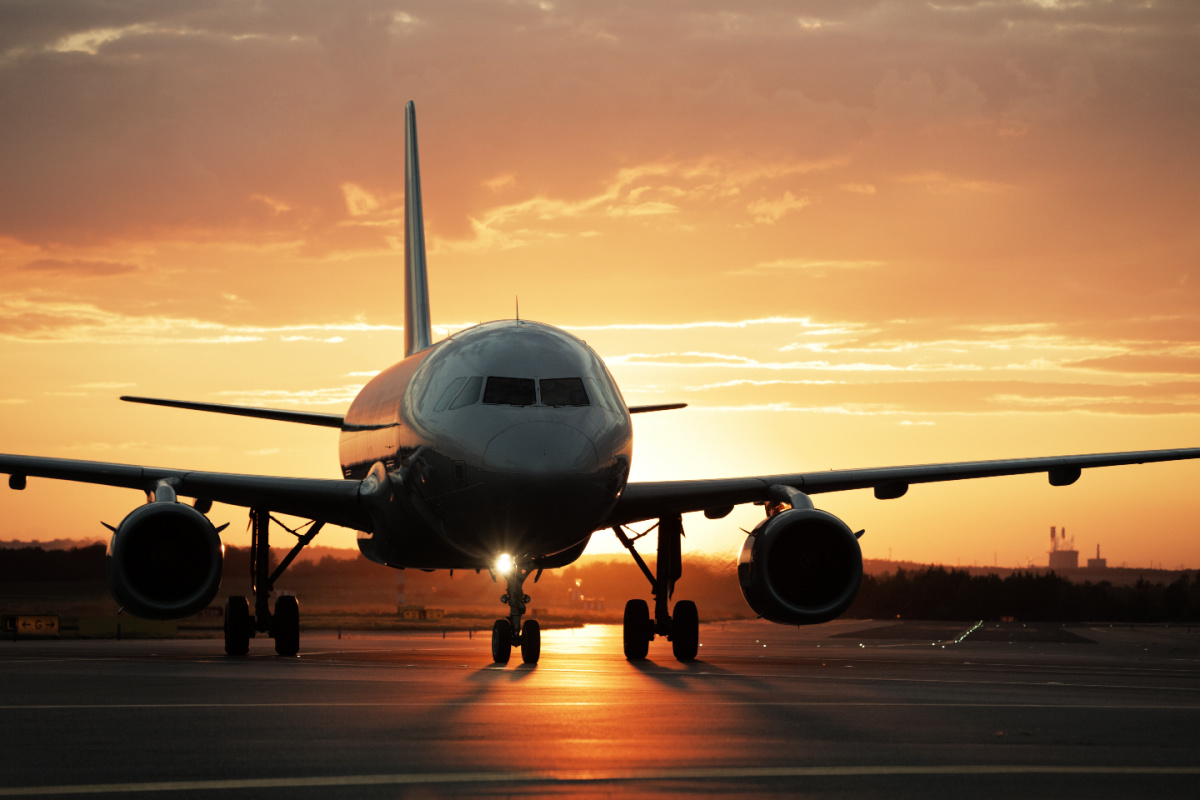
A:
614;515;700;662
491;560;542;665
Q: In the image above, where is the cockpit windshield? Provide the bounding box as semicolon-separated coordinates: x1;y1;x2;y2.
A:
483;377;537;406
540;377;589;406
438;376;594;409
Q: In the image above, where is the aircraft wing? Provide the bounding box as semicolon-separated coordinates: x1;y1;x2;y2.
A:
0;453;369;530
606;447;1200;527
120;396;346;428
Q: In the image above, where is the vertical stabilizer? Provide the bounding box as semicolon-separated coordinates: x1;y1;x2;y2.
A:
404;101;433;357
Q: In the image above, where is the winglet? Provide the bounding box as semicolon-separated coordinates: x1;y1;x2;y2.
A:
404;101;433;357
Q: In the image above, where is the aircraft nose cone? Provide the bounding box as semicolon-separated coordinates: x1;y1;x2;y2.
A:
484;422;599;475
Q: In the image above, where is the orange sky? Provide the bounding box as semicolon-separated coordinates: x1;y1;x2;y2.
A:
1;1;1199;570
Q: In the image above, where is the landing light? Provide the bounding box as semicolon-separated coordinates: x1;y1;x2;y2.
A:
495;553;514;576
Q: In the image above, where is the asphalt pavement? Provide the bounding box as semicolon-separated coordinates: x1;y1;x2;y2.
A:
2;618;1199;798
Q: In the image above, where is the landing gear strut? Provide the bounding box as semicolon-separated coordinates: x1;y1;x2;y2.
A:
491;561;542;665
614;515;700;662
223;508;323;657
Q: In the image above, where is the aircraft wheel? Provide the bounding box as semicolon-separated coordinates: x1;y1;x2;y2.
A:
491;619;513;664
224;596;251;656
671;600;699;662
623;599;651;660
521;619;541;664
273;595;300;657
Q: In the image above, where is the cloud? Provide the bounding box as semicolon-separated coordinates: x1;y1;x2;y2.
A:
215;386;365;407
607;350;984;373
872;68;988;130
440;159;831;252
19;259;139;277
1002;56;1099;135
892;172;1011;193
730;258;884;276
746;191;811;224
0;297;403;344
1066;354;1200;375
566;316;852;333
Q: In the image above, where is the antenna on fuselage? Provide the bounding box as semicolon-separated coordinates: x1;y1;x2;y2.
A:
404;100;433;357
515;296;519;321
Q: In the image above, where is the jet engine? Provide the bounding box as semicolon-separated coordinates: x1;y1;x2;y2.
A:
106;502;223;620
737;506;863;625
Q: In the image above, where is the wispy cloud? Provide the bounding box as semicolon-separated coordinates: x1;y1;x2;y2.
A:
214;386;364;407
566;316;854;333
440;158;845;252
76;381;136;390
746;191;810;224
731;258;884;276
608;351;985;372
19;259;139;277
0;298;403;344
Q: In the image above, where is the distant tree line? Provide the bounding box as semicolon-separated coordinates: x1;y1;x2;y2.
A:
0;544;106;582
846;566;1200;623
5;546;1200;622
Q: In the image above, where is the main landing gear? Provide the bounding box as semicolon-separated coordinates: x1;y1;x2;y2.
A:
224;508;323;658
491;560;542;665
614;515;700;662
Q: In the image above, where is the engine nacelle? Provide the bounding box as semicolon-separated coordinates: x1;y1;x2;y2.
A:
106;502;223;620
738;507;863;625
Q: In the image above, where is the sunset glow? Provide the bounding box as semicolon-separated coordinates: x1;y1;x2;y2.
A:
2;2;1198;569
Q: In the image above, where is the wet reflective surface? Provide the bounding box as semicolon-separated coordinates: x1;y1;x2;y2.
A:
3;620;1200;798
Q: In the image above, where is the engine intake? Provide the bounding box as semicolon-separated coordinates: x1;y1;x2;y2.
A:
738;506;863;625
107;502;223;620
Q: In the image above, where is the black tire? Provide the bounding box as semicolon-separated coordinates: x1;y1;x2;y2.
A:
224;596;251;656
273;595;300;657
672;600;699;662
491;619;512;664
521;619;541;664
623;599;651;660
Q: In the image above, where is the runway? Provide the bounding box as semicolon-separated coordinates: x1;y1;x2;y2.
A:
2;619;1199;798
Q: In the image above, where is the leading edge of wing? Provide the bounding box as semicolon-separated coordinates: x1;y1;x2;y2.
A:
606;446;1200;527
0;453;368;530
121;396;346;428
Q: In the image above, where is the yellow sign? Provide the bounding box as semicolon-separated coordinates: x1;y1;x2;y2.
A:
396;607;445;621
5;615;60;637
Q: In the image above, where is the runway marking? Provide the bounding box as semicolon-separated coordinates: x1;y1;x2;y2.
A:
2;765;1199;795
3;701;1199;711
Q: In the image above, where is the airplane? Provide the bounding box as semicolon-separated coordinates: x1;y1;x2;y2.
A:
3;101;1200;666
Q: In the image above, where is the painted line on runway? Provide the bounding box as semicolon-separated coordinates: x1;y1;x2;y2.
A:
2;765;1200;795
3;701;1199;711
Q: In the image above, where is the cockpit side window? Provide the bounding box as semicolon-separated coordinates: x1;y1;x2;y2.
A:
449;376;484;410
584;377;609;411
433;377;467;412
540;377;589;407
483;377;537;406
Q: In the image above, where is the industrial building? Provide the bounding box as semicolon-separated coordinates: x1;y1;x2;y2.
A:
1048;526;1079;570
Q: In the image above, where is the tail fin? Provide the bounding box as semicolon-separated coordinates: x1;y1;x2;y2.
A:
404;101;433;357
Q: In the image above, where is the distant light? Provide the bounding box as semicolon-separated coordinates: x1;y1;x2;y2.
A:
495;553;514;575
